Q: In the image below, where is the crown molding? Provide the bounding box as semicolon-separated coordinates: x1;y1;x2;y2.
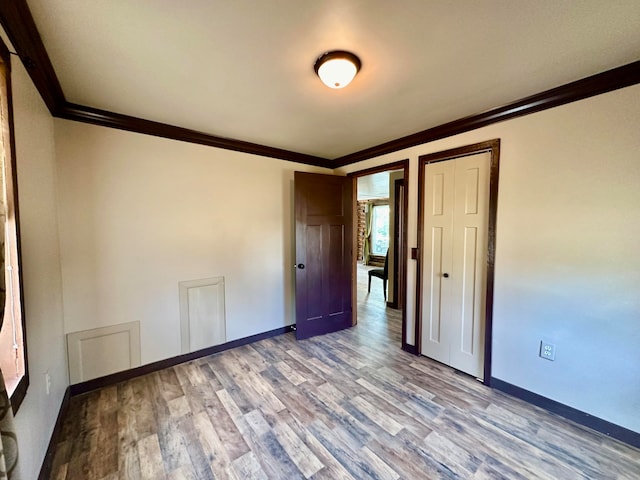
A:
333;60;640;166
59;103;332;167
0;0;65;114
2;0;639;169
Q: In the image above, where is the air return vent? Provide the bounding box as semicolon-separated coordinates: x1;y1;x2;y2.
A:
179;276;226;354
67;321;141;384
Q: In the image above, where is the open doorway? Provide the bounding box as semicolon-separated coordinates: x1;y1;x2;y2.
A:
349;160;409;350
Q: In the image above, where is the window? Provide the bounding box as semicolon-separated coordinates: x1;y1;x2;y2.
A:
0;39;28;413
371;204;389;256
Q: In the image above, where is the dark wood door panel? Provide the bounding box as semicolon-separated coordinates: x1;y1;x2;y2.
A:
295;172;353;340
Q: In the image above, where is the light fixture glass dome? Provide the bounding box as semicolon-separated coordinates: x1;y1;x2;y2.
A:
314;51;361;89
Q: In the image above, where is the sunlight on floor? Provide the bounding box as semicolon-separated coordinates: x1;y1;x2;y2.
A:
355;262;402;344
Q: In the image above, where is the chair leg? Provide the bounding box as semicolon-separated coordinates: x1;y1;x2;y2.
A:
383;279;387;300
368;274;372;293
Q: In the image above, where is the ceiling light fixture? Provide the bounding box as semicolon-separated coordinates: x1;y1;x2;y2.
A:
314;50;361;89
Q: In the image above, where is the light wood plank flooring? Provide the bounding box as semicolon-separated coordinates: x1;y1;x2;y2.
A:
49;266;639;479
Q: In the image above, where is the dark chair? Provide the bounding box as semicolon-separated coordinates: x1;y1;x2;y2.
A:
368;249;389;300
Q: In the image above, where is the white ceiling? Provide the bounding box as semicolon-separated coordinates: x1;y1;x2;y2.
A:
26;0;640;160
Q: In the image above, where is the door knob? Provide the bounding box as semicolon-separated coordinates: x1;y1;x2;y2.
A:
296;263;305;269
443;273;449;278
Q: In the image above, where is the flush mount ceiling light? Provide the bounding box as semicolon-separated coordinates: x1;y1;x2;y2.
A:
314;50;361;89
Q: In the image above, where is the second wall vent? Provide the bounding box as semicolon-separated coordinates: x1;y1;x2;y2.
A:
179;276;226;354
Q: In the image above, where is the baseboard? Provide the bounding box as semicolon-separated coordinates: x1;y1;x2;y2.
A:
38;386;71;480
491;378;640;448
402;343;418;355
70;325;295;396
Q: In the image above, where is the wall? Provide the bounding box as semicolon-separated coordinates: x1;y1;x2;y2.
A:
54;121;330;366
337;84;640;434
8;45;67;479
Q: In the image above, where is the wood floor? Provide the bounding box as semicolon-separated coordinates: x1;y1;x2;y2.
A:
49;265;640;479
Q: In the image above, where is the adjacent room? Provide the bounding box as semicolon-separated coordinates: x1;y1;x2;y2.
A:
0;1;638;478
355;169;406;350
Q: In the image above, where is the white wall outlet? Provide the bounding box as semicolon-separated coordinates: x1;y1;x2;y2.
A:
44;371;51;395
539;341;556;361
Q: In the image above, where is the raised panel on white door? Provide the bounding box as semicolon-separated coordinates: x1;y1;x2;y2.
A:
463;167;480;214
432;172;445;216
427;227;444;343
460;226;479;355
449;152;490;379
421;161;455;364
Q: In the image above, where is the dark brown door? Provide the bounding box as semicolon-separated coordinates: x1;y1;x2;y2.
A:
294;172;353;340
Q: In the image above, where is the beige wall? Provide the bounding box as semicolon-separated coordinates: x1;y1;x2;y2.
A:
337;84;640;433
8;48;67;479
54;121;330;365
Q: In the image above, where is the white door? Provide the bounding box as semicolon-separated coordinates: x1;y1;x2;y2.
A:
420;152;490;379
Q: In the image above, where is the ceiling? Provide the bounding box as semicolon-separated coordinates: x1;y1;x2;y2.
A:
16;1;640;160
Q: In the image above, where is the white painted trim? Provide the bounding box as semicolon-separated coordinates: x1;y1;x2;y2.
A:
179;276;226;354
66;321;141;384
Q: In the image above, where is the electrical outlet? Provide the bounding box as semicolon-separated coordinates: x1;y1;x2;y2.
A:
539;341;556;361
44;371;51;395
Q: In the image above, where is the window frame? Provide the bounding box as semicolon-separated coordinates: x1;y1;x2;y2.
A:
0;38;29;414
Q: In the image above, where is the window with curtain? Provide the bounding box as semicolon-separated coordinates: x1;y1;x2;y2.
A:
0;82;24;402
0;38;27;412
0;37;22;478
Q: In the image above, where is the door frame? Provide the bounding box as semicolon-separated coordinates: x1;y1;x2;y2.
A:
390;178;405;310
347;159;410;352
416;139;500;385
